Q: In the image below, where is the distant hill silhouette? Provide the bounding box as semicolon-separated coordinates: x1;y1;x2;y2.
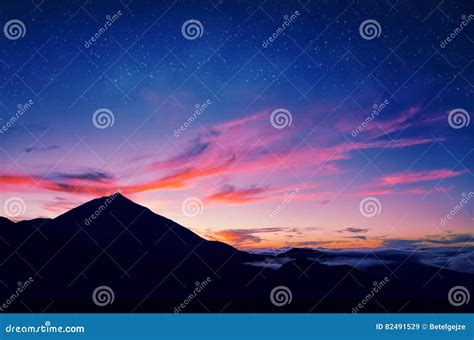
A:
1;194;472;312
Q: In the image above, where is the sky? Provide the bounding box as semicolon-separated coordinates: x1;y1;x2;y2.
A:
0;0;473;249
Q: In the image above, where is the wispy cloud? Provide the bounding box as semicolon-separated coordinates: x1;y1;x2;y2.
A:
345;235;368;240
353;168;466;197
376;169;466;187
24;145;58;153
150;137;211;170
338;227;370;233
43;196;82;213
205;185;268;204
206;227;286;245
48;170;115;182
365;106;420;138
382;233;474;248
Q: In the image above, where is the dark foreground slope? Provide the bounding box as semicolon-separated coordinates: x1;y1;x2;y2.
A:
1;194;472;312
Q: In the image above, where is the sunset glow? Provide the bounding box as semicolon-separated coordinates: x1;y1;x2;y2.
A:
1;1;472;250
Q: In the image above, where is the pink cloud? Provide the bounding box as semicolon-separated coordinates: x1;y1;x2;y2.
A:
377;169;466;187
367;106;420;137
356;187;441;197
337;106;422;138
0;108;442;204
354;169;465;197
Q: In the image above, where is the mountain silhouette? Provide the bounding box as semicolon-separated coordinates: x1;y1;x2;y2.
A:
1;194;472;313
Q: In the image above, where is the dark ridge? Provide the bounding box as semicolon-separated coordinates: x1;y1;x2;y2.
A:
0;195;472;313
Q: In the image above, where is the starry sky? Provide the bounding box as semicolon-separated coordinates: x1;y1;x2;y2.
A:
0;0;473;249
